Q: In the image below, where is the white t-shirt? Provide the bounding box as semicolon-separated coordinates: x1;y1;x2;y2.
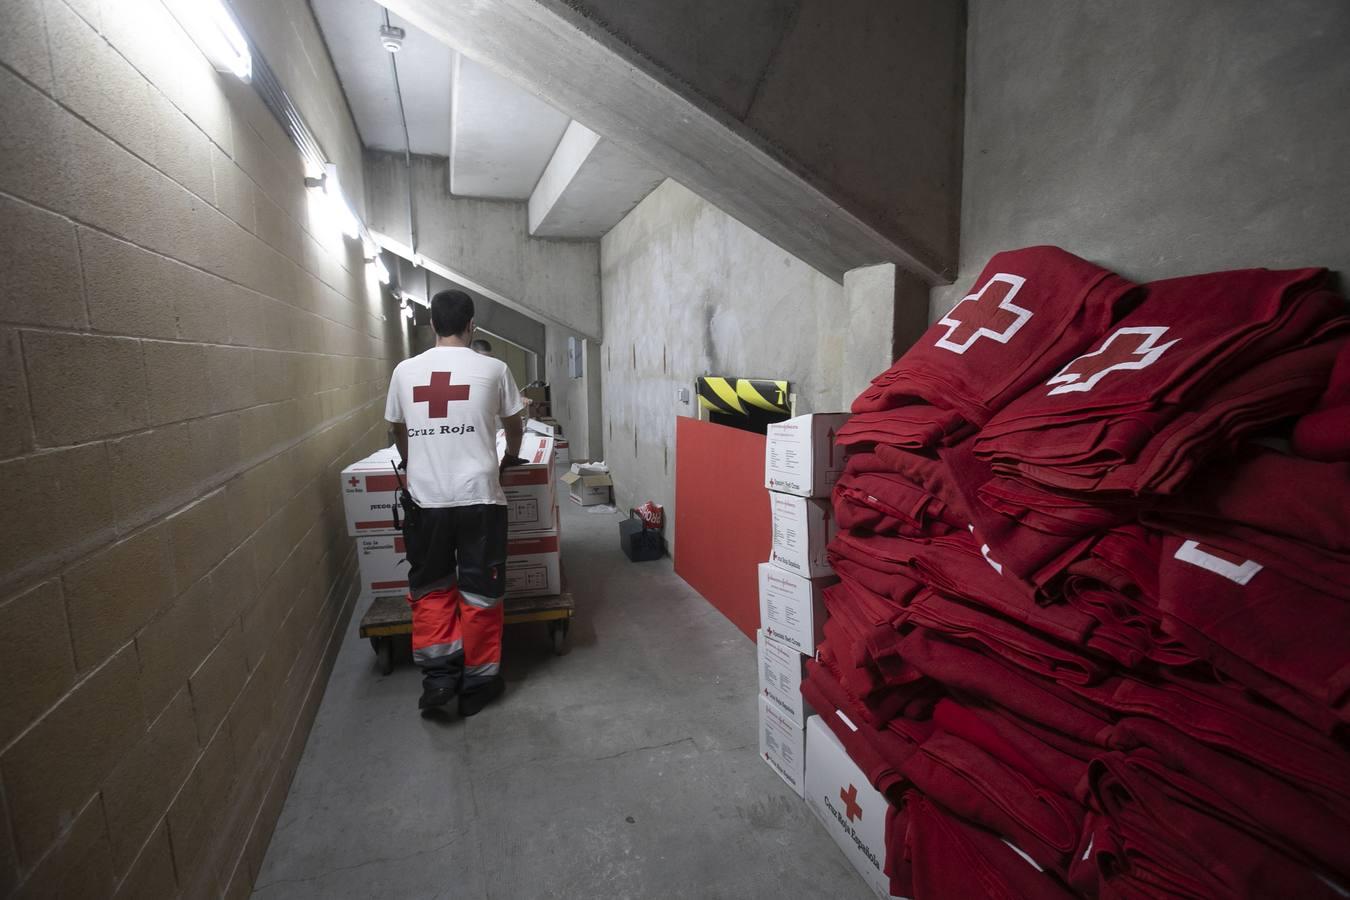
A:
384;346;525;507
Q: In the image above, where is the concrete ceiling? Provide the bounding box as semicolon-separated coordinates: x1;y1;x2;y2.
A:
312;0;665;231
310;0;452;156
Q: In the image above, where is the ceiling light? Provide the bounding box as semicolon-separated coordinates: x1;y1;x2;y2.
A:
162;0;252;81
379;24;405;53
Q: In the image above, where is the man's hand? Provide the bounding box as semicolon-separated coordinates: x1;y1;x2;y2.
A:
499;453;526;478
502;411;524;460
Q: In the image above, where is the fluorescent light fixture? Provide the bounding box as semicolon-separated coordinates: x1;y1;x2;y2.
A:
162;0;252;81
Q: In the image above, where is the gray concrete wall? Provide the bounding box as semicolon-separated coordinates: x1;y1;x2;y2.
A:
384;0;966;284
364;151;603;338
937;0;1350;316
600;180;872;542
543;324;595;460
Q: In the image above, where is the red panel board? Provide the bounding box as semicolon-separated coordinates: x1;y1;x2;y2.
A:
674;416;770;640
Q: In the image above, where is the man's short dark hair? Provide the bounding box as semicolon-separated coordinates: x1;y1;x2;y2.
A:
470;338;492;353
431;290;474;337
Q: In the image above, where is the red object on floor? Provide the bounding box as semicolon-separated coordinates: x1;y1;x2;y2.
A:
673;416;772;640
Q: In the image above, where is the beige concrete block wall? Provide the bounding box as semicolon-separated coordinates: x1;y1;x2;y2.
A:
0;0;409;896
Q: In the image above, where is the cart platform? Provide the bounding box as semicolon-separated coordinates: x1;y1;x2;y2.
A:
359;591;574;673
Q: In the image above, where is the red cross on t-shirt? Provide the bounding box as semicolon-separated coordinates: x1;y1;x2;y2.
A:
412;372;471;418
840;784;863;822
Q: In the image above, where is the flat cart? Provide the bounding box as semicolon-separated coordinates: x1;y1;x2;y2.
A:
359;591;574;675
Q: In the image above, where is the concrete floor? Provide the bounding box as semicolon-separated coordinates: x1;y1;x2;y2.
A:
253;494;869;900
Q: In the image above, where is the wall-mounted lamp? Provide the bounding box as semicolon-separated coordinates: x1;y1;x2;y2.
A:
303;163;360;239
162;0;252;81
368;254;391;285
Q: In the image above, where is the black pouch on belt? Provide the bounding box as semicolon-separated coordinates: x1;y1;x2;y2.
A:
390;461;419;532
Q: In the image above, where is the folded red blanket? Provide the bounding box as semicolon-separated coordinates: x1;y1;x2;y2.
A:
1294;339;1350;460
1156;532;1350;732
903;791;1078;900
973;268;1346;493
1106;717;1350;877
1144;450;1350;615
1083;752;1346;899
854;246;1140;426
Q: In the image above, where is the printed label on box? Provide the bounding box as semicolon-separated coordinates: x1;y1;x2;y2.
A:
759;696;805;798
758;563;829;654
759;629;809;726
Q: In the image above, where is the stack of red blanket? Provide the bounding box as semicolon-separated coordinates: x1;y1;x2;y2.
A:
813;246;1350;899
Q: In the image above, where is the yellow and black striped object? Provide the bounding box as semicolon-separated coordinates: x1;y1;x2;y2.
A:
696;377;791;417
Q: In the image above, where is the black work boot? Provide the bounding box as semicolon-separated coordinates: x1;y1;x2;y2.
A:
418;685;457;710
457;675;505;717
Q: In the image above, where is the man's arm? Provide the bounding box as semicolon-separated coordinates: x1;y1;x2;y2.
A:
502;412;523;460
393;422;409;468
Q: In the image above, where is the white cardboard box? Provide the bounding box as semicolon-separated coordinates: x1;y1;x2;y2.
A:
770;492;836;578
554;439;570;465
805;715;903;899
355;517;560;599
525;418;557;437
758;629;810;727
759;695;805;798
758;562;830;655
356;533;410;596
341;447;403;537
502;433;558;534
561;470;613;506
504;528;562;598
764;413;851;497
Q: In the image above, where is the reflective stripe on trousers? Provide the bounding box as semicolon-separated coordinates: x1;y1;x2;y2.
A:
408;586;502;686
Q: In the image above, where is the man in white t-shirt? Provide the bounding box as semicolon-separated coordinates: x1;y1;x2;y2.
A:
385;290;525;715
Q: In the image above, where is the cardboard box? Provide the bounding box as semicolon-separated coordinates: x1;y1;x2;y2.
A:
342;447;403;536
554;439;570;465
561;470;613;506
505;525;562;598
765;413;851;497
759;695;805;798
502;433;558;534
522;385;550;403
805;715;903;899
356;533;410;596
770;492;836;578
758;563;830;655
758;629;810;727
356;516;560;599
525;418;558;438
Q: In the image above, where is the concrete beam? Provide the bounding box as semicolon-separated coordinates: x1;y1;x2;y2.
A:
380;0;964;284
529;121;667;238
365;150;602;339
393;257;547;357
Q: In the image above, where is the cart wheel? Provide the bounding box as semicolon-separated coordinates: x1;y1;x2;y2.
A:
376;637;394;675
549;619;570;656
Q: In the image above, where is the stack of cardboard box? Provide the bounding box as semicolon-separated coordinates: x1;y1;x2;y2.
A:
756;414;905;898
756;413;847;797
340;432;563;600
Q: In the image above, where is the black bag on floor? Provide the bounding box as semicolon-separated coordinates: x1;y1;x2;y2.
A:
619;513;665;562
